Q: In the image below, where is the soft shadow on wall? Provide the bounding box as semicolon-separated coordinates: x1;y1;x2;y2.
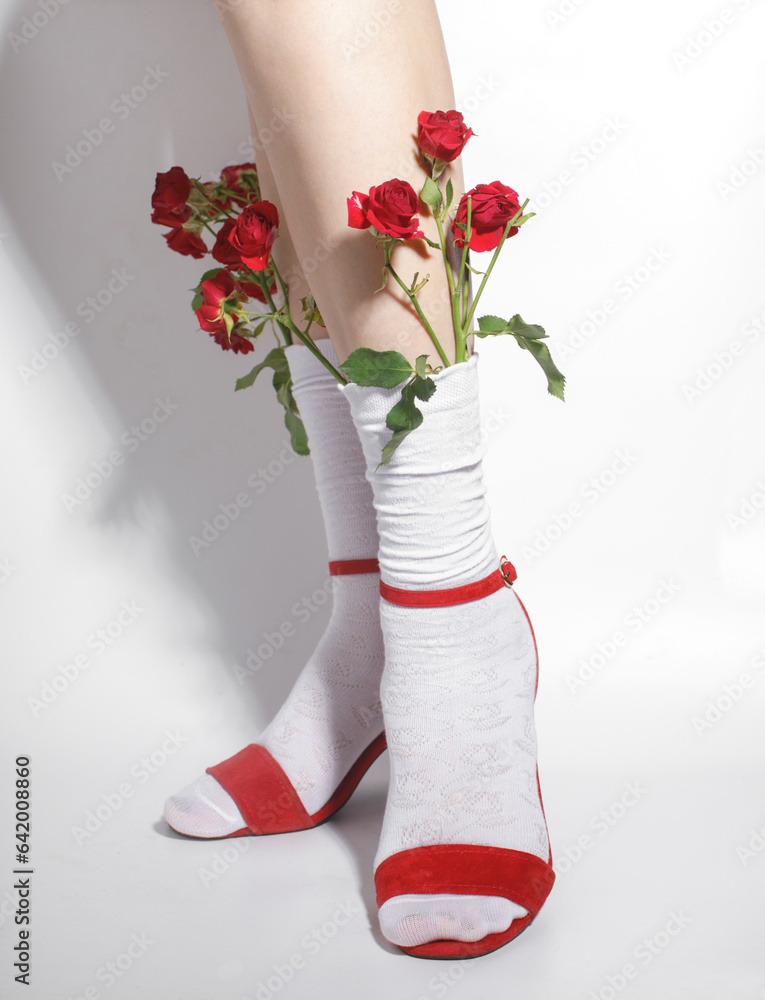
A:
0;0;332;719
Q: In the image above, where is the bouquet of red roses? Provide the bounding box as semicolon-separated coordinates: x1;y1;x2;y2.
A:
151;110;564;464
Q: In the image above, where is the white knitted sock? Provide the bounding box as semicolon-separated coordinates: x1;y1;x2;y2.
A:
164;339;385;837
341;353;549;948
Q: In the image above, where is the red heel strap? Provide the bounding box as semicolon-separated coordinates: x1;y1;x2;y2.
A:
380;555;517;608
329;558;380;575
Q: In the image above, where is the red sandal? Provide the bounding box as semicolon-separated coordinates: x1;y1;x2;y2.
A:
173;557;387;838
374;556;555;958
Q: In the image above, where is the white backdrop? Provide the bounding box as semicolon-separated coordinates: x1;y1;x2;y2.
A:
1;0;764;997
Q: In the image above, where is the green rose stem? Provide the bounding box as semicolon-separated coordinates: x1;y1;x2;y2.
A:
457;197;472;337
462;211;523;335
432;209;460;362
383;244;450;369
248;263;347;384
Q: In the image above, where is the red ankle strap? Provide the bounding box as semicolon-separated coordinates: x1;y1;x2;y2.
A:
380;556;517;608
328;558;380;575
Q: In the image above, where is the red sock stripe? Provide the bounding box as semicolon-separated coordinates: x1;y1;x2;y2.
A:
328;558;380;576
379;557;517;608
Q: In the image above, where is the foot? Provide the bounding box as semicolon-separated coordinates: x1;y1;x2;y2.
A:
164;572;385;837
341;353;553;953
375;583;549;949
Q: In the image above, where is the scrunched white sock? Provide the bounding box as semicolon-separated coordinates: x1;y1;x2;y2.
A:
164;339;385;838
341;353;550;948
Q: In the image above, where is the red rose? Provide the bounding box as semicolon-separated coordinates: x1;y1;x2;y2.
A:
212;219;243;268
221;162;259;204
152;167;192;227
196;271;237;333
227;201;279;270
452;182;523;252
417;110;473;163
208;325;254;354
239;278;275;304
163;226;208;258
347;179;424;240
195;272;254;354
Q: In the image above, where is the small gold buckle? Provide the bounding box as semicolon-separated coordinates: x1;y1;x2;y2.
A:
499;555;516;588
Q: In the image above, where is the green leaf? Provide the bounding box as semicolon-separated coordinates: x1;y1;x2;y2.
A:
445;178;454;214
514;336;566;401
339;348;414;388
284;407;309;456
410;374;436;402
465;261;485;276
235;346;287;391
505;314;547;339
476;315;510;334
379;380;424;466
421;235;442;250
475;314;547;340
414;354;428;379
420;176;443;211
190;268;226;312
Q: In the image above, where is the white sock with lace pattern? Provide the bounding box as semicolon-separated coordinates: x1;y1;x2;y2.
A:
341;352;550;948
164;339;385;838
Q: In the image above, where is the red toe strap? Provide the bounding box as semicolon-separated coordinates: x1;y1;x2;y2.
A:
375;844;555;917
207;744;312;835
